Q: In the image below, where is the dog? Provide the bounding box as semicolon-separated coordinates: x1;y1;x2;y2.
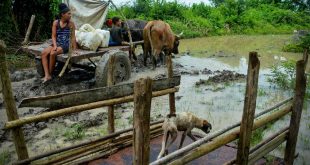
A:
157;112;212;159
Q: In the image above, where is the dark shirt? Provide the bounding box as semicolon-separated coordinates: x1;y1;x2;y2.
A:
109;26;123;45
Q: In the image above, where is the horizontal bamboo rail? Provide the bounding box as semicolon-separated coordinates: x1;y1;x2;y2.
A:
35;127;163;165
14;120;164;165
224;126;290;165
5;87;178;129
248;130;288;164
151;98;292;165
168;104;292;165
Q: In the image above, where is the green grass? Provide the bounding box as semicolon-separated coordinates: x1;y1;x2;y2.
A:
250;127;264;146
5;53;35;69
0;151;11;165
63;123;85;141
250;123;273;146
258;88;267;96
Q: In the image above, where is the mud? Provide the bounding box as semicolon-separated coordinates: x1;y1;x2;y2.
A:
195;70;246;87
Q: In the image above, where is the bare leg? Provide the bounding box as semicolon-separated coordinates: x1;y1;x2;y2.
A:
41;46;53;81
49;47;63;75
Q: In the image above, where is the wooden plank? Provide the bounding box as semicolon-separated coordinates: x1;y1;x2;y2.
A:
0;40;29;160
22;42;130;63
5;87;178;130
236;52;260;165
108;54;116;134
284;60;307;165
168;105;292;165
19;76;180;109
167;55;176;115
133;78;152;165
248;130;288;165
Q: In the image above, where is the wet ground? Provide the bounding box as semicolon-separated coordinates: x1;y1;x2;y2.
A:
0;34;309;165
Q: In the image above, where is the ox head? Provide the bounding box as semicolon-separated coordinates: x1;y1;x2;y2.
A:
172;32;183;54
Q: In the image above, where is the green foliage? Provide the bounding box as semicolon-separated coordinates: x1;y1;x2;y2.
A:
250;127;264;146
63;123;85;141
282;43;304;53
250;122;273;146
0;150;10;165
300;34;310;49
282;33;310;53
108;0;310;38
1;0;310;41
267;60;296;89
258;88;267;96
50;0;62;19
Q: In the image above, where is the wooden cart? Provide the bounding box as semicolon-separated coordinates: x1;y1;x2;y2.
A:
22;40;143;86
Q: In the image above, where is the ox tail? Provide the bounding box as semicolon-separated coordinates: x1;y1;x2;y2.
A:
147;24;154;54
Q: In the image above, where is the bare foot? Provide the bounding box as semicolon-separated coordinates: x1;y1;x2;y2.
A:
42;76;52;84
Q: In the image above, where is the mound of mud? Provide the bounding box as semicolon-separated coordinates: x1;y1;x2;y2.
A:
209;70;246;83
195;70;246;86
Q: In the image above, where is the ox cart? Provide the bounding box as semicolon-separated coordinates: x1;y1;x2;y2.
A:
21;0;145;87
22;40;143;86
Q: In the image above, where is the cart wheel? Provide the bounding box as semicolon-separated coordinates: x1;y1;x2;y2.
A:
96;51;131;87
35;58;44;77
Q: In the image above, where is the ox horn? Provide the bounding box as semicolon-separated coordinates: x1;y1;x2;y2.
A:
177;32;184;38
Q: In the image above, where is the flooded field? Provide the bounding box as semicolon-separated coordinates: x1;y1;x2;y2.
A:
0;35;309;164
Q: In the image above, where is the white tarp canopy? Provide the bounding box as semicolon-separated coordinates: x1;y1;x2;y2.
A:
62;0;109;29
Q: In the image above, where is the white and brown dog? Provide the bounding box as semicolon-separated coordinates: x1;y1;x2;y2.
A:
157;112;212;159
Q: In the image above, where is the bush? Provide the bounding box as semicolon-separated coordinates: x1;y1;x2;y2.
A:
267;60;296;89
282;43;304;53
63;123;85;141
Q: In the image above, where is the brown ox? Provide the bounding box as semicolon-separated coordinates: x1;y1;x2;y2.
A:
143;20;182;69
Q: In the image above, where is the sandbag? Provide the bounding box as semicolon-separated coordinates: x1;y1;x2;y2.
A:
95;29;110;48
79;24;95;32
75;30;102;51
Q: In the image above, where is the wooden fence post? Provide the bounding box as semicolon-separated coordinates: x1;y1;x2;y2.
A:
22;15;35;45
303;49;308;70
133;77;152;165
107;55;116;134
236;52;260;165
0;40;29;160
166;55;176;114
284;60;307;165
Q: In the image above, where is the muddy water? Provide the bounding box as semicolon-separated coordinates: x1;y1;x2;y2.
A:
0;35;309;164
172;35;309;164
